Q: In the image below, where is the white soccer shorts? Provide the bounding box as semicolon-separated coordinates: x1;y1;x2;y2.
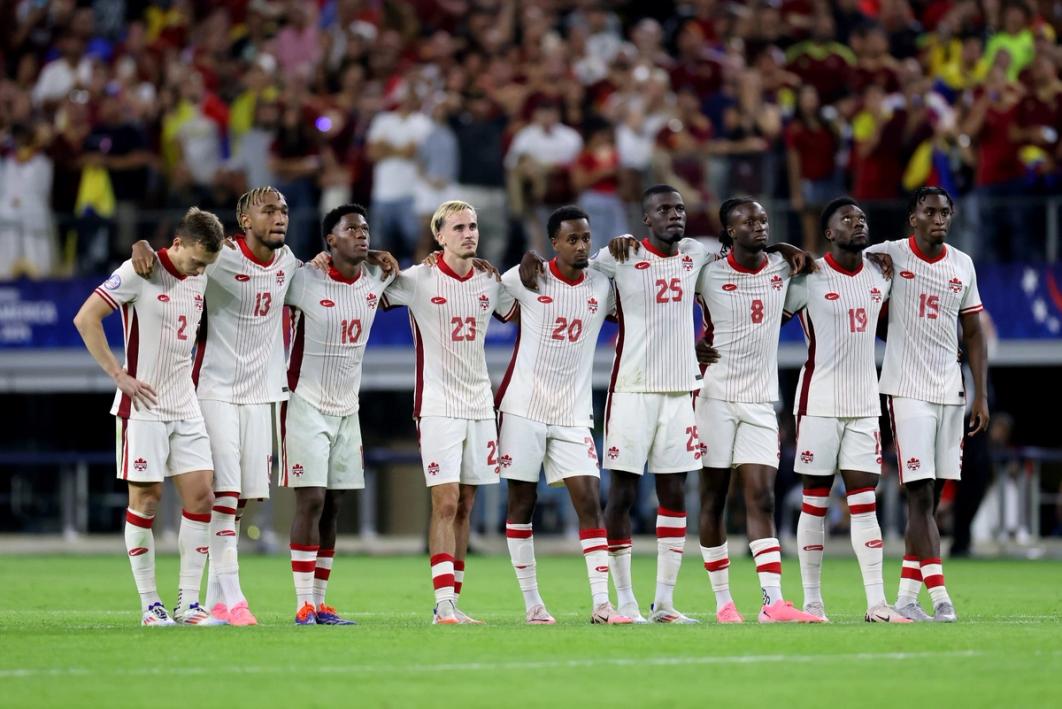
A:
280;394;364;490
696;398;780;469
115;417;213;483
199;399;276;499
887;396;965;483
498;412;599;486
603;392;702;475
794;415;882;476
417;416;501;487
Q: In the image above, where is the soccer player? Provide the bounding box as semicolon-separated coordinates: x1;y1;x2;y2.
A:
73;208;226;626
381;200;516;625
785;197;911;623
496;205;631;625
282;204;394;625
868;186;988;622
695;198;824;624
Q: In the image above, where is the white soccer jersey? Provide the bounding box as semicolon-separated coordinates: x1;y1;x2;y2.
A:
868;237;983;405
594;238;712;393
696;251;791;403
193;237;299;405
496;260;615;427
285;263;394;417
784;253;892;417
382;259;517;420
95;250;206;422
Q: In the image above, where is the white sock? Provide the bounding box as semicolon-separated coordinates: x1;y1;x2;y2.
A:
897;555;923;607
750;537;783;606
208;492;240;608
314;548;334;607
847;487;886;608
291;544;318;611
920;558;951;606
607;537;637;609
700;542;733;610
430;553;455;606
454;560;465;604
797;487;829;606
506;521;543;610
176;510;210;613
125;508;161;611
580;528;610;607
654;507;686;610
229;502;247;604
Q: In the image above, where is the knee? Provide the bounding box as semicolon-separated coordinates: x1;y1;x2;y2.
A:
186;486;214;515
906;483;934;513
606;480;637;510
454;495;476;523
433;494;460;522
746;485;775;519
298;489;327;518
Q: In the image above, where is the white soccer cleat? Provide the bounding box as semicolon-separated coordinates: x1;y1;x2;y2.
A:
175;602;225;626
932;602;958;623
803;601;829;622
432;600;459;625
649;603;700;624
591;602;634;625
864;603;914;623
141;602;176;626
895;602;933;622
617;602;648;624
525;604;556;625
454;607;485;625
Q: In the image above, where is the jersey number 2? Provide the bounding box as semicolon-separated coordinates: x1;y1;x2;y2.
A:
176;315;189;340
551;317;583;342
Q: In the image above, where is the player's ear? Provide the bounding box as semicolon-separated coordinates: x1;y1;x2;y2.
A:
907;212;917;228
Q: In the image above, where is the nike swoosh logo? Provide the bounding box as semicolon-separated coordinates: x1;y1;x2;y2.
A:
873;613;890;622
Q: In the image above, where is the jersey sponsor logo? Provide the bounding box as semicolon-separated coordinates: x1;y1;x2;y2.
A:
235;274;251;282
824;292;840;301
771;274;784;291
366;292;378;309
595;565;609;573
427;461;440;476
587;297;599;313
865;539;884;549
906;457;921;471
276;270;286;286
499;454;512;468
869;287;882;303
802;544;824;551
537;295;553;303
899;271;915;279
157;294;170;302
133;457;148;472
479;294;490;311
722;283;738;292
635;261;651;270
949;277;963;293
216;529;236;537
320;299;335;307
800;450;815;463
682;255;694;271
291;463;304;477
430;296;447;304
128;547;149;556
194;293;204;311
607;446;619;460
103;274;122;290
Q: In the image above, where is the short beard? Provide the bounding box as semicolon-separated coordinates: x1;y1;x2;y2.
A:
838;240;868;253
656;229;685;244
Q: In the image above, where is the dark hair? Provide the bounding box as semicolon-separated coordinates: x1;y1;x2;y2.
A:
717;196;757;250
548;205;590;240
820;196;860;234
322;203;369;245
641;184;681;214
176;207;224;253
907;186;954;216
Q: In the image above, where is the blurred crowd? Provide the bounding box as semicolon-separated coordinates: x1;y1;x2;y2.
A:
1;0;1060;278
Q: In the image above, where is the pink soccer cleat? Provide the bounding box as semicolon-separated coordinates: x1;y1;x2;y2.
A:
758;599;826;623
591;602;634;625
525;604;556;625
715;601;744;624
209;602;230;624
227;600;258;626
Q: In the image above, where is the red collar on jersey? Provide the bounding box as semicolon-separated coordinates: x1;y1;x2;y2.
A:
436;254;475;281
908;235;947;263
157;248;186;280
726;250;767;274
328;264;362;284
640;238;677;258
549;258;585;286
824;252;863;276
235;236;276;267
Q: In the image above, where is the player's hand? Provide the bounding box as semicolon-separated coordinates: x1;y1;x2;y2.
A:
367;249;399;275
519;251;546;291
309;251;331;271
608;235;639;262
770;242;818;275
695;338;720;365
114;370;158;411
472;257;501;282
866;252;893;279
421;251;440;267
968;398;990;437
223;237;236;250
131;241;156;277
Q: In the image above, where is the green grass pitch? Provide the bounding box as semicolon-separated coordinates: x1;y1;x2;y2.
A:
2;553;1059;707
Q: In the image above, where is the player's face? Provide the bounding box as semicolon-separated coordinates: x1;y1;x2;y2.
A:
171;238;220;276
435;209;478;258
827;205;869;252
909;194;953;246
643;192;686;243
552;218;592;269
243;193;289;250
327;212;370;263
727;202;769;251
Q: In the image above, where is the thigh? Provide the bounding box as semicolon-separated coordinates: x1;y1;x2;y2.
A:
603;392;653;475
794;415;843;476
935;404;965;481
732;403;780;468
281;396;332;489
647;392;701;474
238;403;275;500
418;416;467;487
116;418;168;484
838;416;883;475
887;396;939;483
200;399;241;494
166;418;215;476
328;410;365;490
460;418;501;486
498;413;547;484
698;397;738;469
543;424;599;487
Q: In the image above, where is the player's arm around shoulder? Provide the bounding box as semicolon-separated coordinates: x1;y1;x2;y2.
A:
380;264;421;309
590;244;618;277
493;269;520;323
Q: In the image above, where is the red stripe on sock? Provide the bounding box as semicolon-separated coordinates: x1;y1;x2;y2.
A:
756;562;783;574
579;528;607;540
453;560;465;572
212;506;237;515
705;559;729;572
656;527;686;538
901;567;923;581
314;568;331;580
846;486;876;496
125;510;154;528
921;557;942;565
657;507;686;518
215;491;239;499
753;546;781;557
182;510;211;523
429;553;454;566
290;543;319;552
432;573;455;590
291;560;316;573
803;487;831;497
454;581;463;594
801;503;828;516
505;528;533;539
923;574;945;588
903;554;920;563
318;548;335;558
849;502;877;515
582;544;608;554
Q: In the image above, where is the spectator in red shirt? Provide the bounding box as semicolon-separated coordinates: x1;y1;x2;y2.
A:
785;85;842;252
572;121;628;250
